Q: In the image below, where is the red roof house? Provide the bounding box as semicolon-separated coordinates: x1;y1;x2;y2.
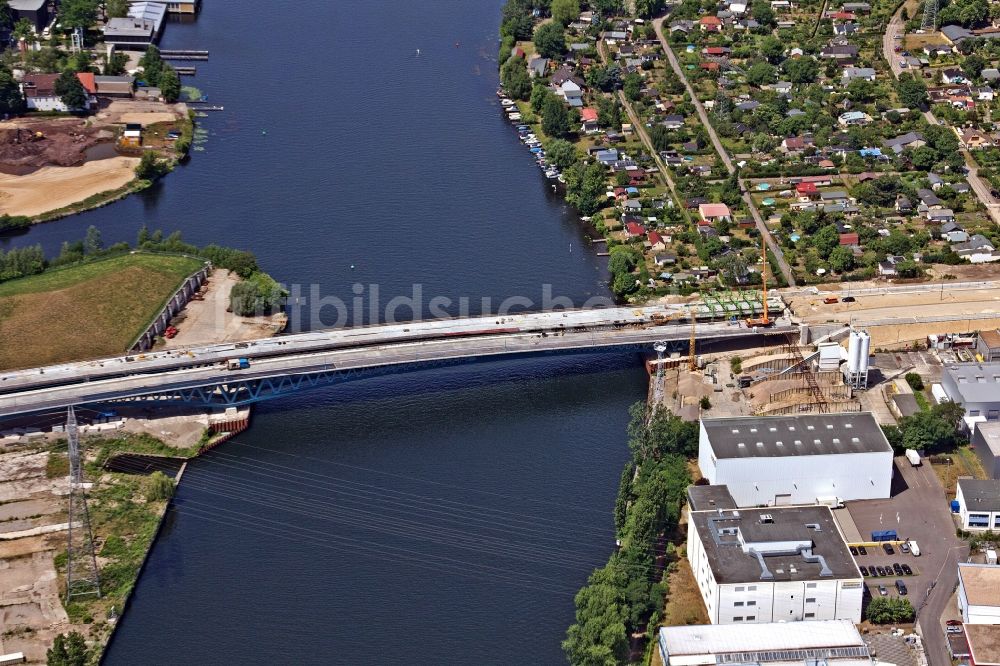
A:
580;107;599;123
699;16;723;31
625;222;646;238
796;182;818;196
839;232;860;246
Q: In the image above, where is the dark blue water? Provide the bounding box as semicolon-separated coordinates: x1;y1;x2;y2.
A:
12;2;649;663
4;1;610;325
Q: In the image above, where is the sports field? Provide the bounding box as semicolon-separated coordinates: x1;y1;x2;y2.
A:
0;253;203;370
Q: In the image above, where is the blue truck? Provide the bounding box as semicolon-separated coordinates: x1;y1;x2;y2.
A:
226;358;250;370
871;530;898;542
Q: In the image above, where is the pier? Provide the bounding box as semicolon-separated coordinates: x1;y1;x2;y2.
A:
174;66;197;76
159;50;209;60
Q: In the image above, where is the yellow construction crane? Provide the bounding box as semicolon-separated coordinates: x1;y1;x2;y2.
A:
689;307;697;372
746;235;773;328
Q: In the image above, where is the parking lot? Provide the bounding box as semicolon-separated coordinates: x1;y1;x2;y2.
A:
841;457;969;665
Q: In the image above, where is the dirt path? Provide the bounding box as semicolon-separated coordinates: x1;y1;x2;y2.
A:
0;156;139;217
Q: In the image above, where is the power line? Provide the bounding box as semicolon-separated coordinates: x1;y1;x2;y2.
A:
65;406;101;601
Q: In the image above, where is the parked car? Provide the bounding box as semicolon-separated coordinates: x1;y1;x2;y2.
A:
883;543;895;555
878;584;888;596
900;542;910;554
858;546;867;555
893;563;904;575
947;626;963;634
850;546;859;556
947;620;963;626
902;563;913;575
860;566;870;576
876;566;887;576
841;296;855;302
896;580;908;595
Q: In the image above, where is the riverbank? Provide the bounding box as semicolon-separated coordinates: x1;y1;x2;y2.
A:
0;103;194;223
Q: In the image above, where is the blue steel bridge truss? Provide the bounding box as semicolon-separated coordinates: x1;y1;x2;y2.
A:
96;339;691;410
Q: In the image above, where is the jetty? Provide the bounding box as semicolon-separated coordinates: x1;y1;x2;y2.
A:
174;66;197;76
160;49;209;60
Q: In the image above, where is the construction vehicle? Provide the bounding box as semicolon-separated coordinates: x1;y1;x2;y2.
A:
745;236;774;328
226;358;250;370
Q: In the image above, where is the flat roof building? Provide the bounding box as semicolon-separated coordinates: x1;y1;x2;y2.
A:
958;563;1000;625
687;503;863;625
697;413;893;507
980;330;1000;363
957;479;1000;532
941;363;1000;427
975;422;1000;479
658;620;873;666
966;624;1000;665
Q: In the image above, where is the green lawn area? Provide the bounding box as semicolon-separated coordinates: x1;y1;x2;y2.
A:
0;253;203;370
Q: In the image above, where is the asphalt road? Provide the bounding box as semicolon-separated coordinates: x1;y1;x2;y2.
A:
652;18;797;287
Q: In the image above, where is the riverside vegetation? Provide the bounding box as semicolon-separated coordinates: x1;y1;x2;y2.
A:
563;403;695;665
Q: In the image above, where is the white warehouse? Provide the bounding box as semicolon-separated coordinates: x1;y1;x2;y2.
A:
687;501;864;625
697;413;893;507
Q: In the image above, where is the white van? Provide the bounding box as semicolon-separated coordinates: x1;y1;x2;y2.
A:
909;540;920;557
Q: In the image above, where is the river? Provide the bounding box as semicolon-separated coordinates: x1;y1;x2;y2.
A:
2;1;650;663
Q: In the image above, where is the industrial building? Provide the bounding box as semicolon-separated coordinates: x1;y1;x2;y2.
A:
979;330;1000;363
697;413;893;507
941;363;1000;428
958;563;1000;624
687;502;864;625
956;479;1000;531
657;620;874;666
974;422;1000;479
6;0;49;31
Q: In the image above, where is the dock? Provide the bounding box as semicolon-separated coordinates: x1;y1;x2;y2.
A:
174;66;197;76
159;49;209;60
188;104;223;111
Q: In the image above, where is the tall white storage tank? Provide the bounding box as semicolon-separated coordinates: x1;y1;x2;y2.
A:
847;330;861;374
858;331;871;373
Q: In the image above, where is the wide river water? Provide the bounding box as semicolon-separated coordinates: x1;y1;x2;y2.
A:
3;2;649;663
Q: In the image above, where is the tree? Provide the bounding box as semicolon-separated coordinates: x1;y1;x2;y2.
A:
58;0;100;29
752;3;776;26
159;64;181;102
963;53;986;80
897;406;961;451
562;566;630;665
230;272;286;316
897;73;928;109
866;597;915;624
813;224;840;259
634;0;666;18
551;0;580;25
534;21;566;58
909;145;938;171
759;36;784;63
106;0;129;18
54;70;88;110
905;373;924;391
0;67;25;115
104;50;129;76
745;61;776;87
782;57;818;83
847;78;876;103
828;245;855;273
47;632;89;666
501;56;531;100
542;95;570;137
547;138;577;169
134;151;167;179
586;65;619;92
622;72;643;101
12;17;34;41
139;45;164;86
84;225;102;254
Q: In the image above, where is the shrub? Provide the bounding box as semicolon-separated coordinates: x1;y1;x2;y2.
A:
143;471;174;502
866;596;915;624
905;373;924;392
700;396;712;410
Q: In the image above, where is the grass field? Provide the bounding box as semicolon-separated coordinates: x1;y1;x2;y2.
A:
0;253;203;370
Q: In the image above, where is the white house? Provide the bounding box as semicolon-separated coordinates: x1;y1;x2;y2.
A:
697;413;894;507
556;80;584;107
958;563;1000;624
687;501;864;625
20;72;97;111
956;479;1000;531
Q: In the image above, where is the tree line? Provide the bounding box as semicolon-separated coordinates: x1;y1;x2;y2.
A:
563;403;695;665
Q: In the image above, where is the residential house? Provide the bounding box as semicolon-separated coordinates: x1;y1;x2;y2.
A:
820;190;849;203
833;21;858;36
883;131;925;155
527;56;549;78
842;2;870;11
20;73;97;111
93;75;134;98
954;234;1000;263
956;127;994;149
926;208;955;224
624;221;646;238
698;203;732;223
555;80;584;107
821;44;859;60
773;81;793;95
699;16;723;31
838;111;871;127
662;115;685;130
839;232;859;246
942;68;968;84
842;67;876;82
895;195;913;213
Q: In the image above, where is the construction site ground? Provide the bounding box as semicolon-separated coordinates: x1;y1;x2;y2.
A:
159;269;287;350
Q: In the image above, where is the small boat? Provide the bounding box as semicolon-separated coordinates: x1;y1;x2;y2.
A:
530;147;543;153
500;98;515;106
557;174;565;183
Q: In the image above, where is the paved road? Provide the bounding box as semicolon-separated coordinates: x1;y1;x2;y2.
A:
0;322;796;417
879;4;1000;226
652;18;797;287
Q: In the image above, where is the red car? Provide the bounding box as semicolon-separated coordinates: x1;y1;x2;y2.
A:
947;620;963;626
164;326;179;339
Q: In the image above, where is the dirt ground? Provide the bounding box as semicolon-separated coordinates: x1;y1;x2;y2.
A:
0;117;114;170
0;449;72;662
0;156;139;217
160;269;287;349
92;99;187;126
